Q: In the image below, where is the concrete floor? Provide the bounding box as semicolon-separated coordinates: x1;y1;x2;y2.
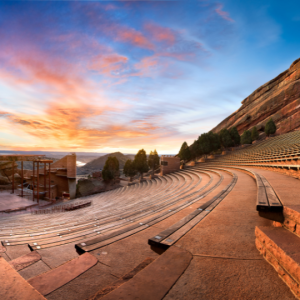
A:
164;169;296;300
0;191;36;211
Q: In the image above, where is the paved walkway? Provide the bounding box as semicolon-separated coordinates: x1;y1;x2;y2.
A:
164;170;295;300
0;192;36;211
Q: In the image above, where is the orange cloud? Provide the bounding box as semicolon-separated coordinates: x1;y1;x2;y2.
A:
115;26;154;50
90;53;128;76
144;22;176;46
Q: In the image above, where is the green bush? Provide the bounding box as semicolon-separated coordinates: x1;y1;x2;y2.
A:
219;129;234;148
251;126;259;141
229;127;241;145
178;142;191;161
241;130;252;144
265;118;276;136
102;156;119;181
133;149;149;179
123;159;137;181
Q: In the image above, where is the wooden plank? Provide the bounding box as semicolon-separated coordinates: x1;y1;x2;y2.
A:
256;186;269;211
76;222;142;248
28;253;97;296
265;186;283;211
77;224;148;252
149;174;237;248
161;210;210;247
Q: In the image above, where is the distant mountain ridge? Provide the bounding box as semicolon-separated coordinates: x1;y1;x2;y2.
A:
77;152;135;175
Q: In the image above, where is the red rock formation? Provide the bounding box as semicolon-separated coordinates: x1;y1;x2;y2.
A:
212;58;300;135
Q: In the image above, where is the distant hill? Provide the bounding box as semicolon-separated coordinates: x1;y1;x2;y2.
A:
77;152;135;175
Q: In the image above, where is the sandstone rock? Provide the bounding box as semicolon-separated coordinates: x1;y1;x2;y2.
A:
212;58;300;135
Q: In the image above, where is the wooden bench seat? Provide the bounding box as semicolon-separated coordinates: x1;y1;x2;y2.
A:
148;169;237;249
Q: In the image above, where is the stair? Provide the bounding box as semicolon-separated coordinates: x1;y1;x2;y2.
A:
0;257;46;300
255;226;300;299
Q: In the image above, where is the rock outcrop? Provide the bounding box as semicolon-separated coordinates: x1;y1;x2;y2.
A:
212;58;300;135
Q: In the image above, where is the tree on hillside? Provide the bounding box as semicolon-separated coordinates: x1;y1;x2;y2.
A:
241;130;252;145
178;142;191;162
208;131;221;152
251;126;259;141
148;150;160;175
190;140;200;159
123;159;137;182
230;127;241;146
198;133;211;157
102;156;119;182
133;149;149;180
265;118;277;136
219;129;234;148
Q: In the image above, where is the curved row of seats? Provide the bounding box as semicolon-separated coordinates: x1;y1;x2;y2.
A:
209;131;300;179
0;167;233;252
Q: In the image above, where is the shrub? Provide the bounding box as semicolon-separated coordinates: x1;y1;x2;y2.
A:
123;159;137;181
265;118;276;136
133;149;149;179
102;156;119;181
178;142;191;161
219;129;234;148
229;127;241;145
251;126;259;141
241;130;252;144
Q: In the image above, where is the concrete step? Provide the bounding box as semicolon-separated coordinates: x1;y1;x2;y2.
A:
28;252;97;296
0;257;46;300
273;205;300;236
100;246;192;300
255;225;300;299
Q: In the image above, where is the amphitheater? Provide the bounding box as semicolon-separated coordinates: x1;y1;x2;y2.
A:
1;131;300;299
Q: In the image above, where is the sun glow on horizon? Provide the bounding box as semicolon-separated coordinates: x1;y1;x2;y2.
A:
1;0;299;153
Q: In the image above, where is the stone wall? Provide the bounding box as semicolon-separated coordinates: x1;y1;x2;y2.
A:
160;156;180;175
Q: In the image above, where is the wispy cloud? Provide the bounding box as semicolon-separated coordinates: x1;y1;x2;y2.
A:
215;3;234;22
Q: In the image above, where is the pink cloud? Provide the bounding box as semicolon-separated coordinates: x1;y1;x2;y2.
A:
215;4;234;22
90;53;129;76
115;26;154;50
144;22;176;46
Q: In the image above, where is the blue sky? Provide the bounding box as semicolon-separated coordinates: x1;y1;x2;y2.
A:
0;0;299;154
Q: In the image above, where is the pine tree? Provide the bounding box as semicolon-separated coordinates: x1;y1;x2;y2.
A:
133;149;149;180
265;118;277;136
251;126;259;141
219;129;234;148
198;133;211;156
178;142;191;161
102;157;119;182
208;131;221;152
230;127;241;146
148;150;160;175
123;159;137;182
241;130;252;144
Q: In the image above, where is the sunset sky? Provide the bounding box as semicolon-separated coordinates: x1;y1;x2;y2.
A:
0;0;300;154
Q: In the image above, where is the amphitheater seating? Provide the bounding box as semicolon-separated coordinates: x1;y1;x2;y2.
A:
202;131;300;180
2;132;300;299
0;167;225;253
148;168;237;249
